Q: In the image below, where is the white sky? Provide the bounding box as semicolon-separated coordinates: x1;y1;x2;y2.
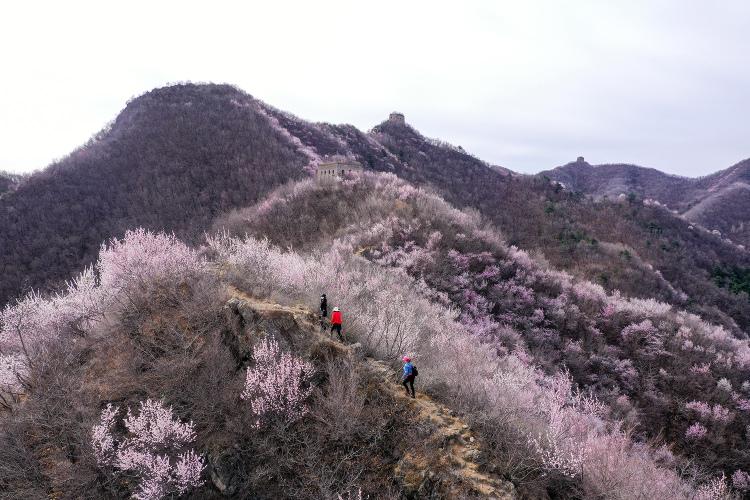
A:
1;0;749;176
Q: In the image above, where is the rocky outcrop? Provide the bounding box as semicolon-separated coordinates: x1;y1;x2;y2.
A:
223;292;317;363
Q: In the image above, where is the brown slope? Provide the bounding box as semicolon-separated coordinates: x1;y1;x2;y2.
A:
685;182;750;241
689;159;750;244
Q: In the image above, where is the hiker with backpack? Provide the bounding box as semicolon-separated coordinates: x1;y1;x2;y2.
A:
402;356;417;398
319;294;328;329
330;307;343;341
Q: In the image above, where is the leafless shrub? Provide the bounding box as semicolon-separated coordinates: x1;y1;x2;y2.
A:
312;358;367;444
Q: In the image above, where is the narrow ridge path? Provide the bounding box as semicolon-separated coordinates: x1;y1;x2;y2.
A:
227;287;515;498
365;357;514;498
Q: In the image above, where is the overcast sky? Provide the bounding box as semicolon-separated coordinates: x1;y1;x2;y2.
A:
2;1;749;176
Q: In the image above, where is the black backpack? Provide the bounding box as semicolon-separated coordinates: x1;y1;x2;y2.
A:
411;365;418;377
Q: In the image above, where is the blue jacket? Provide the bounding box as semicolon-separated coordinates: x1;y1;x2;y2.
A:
403;362;414;377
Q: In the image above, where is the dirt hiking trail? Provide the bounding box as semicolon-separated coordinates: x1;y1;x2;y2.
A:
228;287;516;499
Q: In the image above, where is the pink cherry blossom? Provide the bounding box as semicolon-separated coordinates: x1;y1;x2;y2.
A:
241;336;313;427
91;399;204;499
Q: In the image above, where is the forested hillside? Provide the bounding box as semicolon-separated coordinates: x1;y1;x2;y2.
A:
365;119;750;334
0;181;733;498
218;173;750;487
3;81;750;497
0;84;306;305
1;83;747;341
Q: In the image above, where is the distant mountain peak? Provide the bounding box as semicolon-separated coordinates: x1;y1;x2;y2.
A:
542;156;750;247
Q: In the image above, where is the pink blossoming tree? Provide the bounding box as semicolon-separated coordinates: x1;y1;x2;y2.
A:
97;228;206;295
241;336;313;427
0;267;105;404
91;399;204;500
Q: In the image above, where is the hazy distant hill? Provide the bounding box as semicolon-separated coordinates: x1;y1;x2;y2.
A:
542;157;750;246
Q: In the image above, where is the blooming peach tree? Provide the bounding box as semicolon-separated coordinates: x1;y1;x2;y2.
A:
241;336;313;427
97;228;207;294
0;267;105;404
1;229;206;406
91;399;204;500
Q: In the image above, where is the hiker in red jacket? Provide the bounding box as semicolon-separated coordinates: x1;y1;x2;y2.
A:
330;307;343;341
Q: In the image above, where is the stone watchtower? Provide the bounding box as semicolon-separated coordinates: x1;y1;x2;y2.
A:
315;158;363;182
388;112;405;125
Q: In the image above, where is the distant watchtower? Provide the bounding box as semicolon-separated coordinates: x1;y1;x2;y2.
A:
576;156;585;163
388;112;406;125
315;158;363;182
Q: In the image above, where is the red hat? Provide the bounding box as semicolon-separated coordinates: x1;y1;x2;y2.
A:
402;356;411;362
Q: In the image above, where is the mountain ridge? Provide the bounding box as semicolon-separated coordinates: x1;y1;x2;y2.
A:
3;82;750;498
2;82;749;337
542;158;750;246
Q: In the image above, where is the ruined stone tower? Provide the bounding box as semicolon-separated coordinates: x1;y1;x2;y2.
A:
315;157;363;182
388;112;405;125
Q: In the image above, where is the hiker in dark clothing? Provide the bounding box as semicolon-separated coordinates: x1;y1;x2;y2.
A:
402;356;416;398
320;294;328;317
319;294;328;329
330;307;343;341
